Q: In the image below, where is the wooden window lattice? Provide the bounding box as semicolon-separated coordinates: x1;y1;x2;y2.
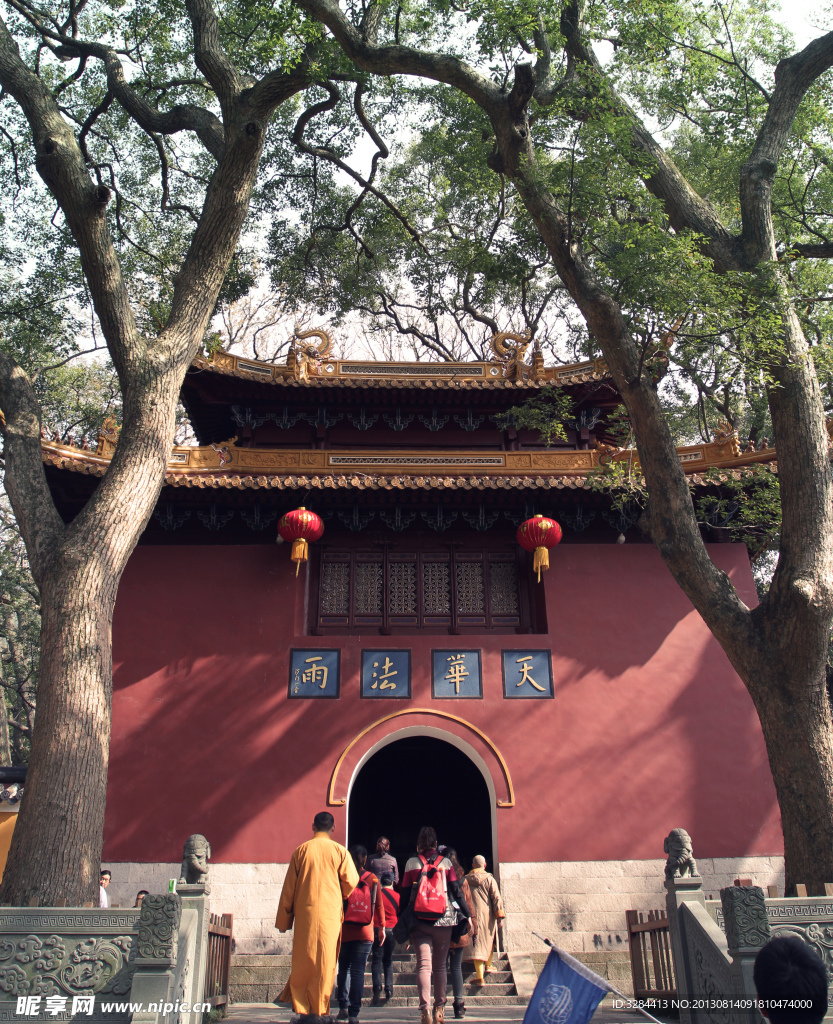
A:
321;561;350;615
316;545;527;633
423;562;451;614
489;561;520;614
355;562;383;614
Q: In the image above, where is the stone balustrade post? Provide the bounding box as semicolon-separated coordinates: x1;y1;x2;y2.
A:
665;873;706;1024
128;894;182;1024
177;882;211;1024
720;886;770;1024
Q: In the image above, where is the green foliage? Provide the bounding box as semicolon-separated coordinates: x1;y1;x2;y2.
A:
694;465;781;556
493;385;574;443
35;363;122;446
587;455;649;515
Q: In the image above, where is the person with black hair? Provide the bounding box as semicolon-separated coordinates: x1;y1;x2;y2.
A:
371;872;399;1005
445;849;476;1019
336;845;383;1024
753;935;828;1024
368;838;399;888
134;890;149;908
99;870;111;909
276;812;359;1023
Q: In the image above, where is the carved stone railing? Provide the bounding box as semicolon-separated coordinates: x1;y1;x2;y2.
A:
0;905;139;1022
666;875;772;1024
0;891;211;1024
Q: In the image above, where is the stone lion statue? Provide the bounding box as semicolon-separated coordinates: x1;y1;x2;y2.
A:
179;834;211;884
664;828;698;879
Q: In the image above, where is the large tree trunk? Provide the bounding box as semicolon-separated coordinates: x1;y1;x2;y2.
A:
486;88;833;889
0;367;183;905
0;688;11;767
743;653;833;894
2;565;116;905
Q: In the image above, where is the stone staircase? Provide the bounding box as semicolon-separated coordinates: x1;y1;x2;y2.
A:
230;949;525;1007
376;950;524;1007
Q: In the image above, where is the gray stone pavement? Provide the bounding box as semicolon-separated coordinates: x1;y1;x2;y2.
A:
225;1000;653;1024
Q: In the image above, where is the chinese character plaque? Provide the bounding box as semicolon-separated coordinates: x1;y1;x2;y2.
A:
501;650;554;698
289;649;340;698
361;650;411;698
432;650;482;698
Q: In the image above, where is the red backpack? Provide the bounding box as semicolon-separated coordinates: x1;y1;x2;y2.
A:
412;854;448;921
344;871;375;925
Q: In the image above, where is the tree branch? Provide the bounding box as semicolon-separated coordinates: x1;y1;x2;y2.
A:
291;0;502;114
184;0;251;119
0;351;64;585
0;12;141;378
787;242;833;259
554;0;744;271
740;31;833;264
291;80;429;253
55;38;226;160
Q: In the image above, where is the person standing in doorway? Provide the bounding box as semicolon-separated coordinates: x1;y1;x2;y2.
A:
401;827;467;1024
337;845;383;1024
466;855;505;985
371;872;399;1005
445;849;476;1018
367;837;399;887
99;870;111;908
276;812;360;1023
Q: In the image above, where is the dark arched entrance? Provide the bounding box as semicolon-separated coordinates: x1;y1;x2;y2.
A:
347;735;495;874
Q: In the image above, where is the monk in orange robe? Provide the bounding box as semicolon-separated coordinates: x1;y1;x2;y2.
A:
276;812;359;1020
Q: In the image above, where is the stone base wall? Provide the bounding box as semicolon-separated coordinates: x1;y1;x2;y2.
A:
104;856;784;956
500;855;784;955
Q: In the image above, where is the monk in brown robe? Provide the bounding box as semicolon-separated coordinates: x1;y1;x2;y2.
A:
277;812;359;1020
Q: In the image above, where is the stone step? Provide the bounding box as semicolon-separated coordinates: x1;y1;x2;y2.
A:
346;984;517;998
229;950;519;1008
374;996;527;1007
368;987;514;995
375;972;512;985
232;954;294;967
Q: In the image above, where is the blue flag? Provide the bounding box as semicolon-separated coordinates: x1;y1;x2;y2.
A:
523;946;611;1024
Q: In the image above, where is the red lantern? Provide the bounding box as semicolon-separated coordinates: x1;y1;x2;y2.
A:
516;514;562;582
278;507;324;576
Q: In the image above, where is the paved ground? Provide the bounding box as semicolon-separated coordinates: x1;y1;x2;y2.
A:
225;1001;653;1024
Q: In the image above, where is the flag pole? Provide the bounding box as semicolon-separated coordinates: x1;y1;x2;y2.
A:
531;932;667;1024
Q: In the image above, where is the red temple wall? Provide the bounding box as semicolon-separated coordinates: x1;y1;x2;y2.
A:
106;542;782;864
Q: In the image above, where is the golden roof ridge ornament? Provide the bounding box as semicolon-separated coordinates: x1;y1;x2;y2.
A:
490;330;532;382
292;327;334;382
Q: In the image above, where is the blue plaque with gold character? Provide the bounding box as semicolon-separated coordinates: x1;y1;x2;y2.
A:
289;649;340;698
432;651;482;698
501;650;553;698
361;650;411;698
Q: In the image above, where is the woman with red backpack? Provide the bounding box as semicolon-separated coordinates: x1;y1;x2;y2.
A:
337;845;384;1024
399;827;469;1024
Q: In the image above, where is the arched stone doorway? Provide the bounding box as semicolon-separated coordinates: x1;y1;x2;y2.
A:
347;732;496;875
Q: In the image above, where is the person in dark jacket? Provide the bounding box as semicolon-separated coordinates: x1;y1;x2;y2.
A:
371;872;399;1004
367;837;399;887
445;849;476;1018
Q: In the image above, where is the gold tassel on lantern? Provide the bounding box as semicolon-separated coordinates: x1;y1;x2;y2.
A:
533;546;550;583
291;537;309;576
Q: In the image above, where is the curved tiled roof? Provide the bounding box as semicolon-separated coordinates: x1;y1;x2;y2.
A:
190;350;612;389
41;433;777;493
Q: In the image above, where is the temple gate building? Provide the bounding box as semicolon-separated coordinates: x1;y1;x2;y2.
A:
41;331;783;961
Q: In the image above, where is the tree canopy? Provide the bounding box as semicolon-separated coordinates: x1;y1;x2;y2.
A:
0;0;831;898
